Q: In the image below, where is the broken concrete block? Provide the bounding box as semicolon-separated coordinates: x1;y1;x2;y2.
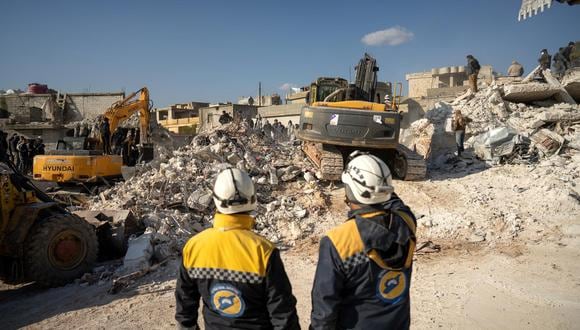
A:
121;231;154;274
269;168;279;185
294;209;308;219
535;108;580;123
187;190;213;211
502;82;560;103
543;70;577;105
562;68;580;102
531;129;565;156
303;172;316;182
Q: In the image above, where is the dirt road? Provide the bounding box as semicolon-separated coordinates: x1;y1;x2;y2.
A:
2;242;579;329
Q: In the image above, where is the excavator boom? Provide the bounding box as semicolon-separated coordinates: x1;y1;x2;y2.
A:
104;87;150;144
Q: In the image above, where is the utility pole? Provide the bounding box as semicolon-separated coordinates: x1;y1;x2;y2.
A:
258;82;262;106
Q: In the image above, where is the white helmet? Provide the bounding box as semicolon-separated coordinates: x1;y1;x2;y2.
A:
341;151;394;205
213;168;257;214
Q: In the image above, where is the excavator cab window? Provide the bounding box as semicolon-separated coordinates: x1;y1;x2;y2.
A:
317;85;341;102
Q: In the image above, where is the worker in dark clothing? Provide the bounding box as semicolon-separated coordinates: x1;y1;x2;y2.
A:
562;41;575;66
218;111;233;125
175;168;299;330
553;47;570;79
539;49;552;71
34;138;45;156
111;127;125;155
310;152;417;330
466;55;481;93
17;137;29;173
452;109;471;157
9;134;19;166
26;139;35;173
0;131;8;161
100;117;111;155
122;130;136;165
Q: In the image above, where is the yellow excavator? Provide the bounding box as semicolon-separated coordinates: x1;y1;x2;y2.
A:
297;54;426;181
33;87;154;184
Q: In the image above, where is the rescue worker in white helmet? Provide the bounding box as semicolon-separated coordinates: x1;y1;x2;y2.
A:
175;168;299;329
310;151;417;329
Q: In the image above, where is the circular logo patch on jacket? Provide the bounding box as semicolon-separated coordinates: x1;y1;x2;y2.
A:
210;283;246;317
376;270;408;304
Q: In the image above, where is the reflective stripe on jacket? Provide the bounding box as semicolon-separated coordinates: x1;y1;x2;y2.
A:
175;213;299;330
310;197;416;330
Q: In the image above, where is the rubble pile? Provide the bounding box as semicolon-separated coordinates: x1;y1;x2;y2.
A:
402;80;580;170
89;123;328;252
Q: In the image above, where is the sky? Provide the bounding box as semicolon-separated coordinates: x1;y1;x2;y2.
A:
1;0;579;107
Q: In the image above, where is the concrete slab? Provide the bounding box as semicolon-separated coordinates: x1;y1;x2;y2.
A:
502;82;560;103
562;68;580;102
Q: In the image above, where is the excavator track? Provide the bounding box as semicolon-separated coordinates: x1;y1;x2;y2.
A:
393;144;427;181
302;142;343;181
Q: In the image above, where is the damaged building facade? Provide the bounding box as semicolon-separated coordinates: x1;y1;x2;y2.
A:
0;89;125;146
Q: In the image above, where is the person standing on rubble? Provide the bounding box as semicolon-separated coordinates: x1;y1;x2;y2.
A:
17;136;29;173
452;109;471;157
219;110;233;125
262;120;273;140
466;55;481;93
287;120;294;140
563;41;575;68
100;117;111;155
310;152;417;330
553;47;570;79
175;168;300;329
8;133;18;164
538;49;552;71
507;60;524;77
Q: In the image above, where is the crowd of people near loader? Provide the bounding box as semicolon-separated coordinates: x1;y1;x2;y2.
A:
219;111;299;142
175;152;416;329
71;116;141;166
0;131;45;174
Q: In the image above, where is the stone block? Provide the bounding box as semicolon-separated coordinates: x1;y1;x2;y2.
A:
502;82;560;103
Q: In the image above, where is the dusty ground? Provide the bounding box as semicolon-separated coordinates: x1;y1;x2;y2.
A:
1;164;579;329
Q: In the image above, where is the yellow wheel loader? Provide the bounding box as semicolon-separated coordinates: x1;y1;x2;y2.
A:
0;160;98;286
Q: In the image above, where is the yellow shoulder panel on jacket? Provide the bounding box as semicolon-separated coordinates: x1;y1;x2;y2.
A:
182;228;275;277
326;220;364;261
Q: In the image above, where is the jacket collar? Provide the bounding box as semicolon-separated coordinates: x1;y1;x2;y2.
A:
213;213;254;231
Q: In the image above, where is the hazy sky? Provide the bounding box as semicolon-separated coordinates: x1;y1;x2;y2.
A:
2;0;579;107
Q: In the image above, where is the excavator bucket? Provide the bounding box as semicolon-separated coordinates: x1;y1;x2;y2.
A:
518;0;580;21
518;0;553;21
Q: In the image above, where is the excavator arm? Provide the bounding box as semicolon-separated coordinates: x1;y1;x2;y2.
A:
104;87;150;144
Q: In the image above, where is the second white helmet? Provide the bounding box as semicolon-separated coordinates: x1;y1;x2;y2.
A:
341;152;394;205
213;168;257;214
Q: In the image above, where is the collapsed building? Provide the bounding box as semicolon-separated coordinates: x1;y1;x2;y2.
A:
0;84;125;148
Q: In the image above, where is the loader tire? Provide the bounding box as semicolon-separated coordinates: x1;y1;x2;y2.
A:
24;214;98;287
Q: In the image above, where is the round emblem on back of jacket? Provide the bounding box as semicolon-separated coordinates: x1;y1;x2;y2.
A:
210;283;246;317
376;270;408;304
